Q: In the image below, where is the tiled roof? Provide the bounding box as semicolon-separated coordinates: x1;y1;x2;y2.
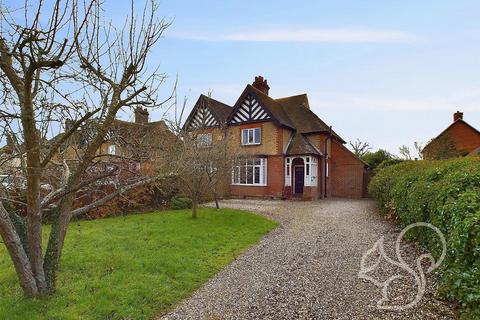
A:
199;94;232;124
286;132;322;156
275;94;345;142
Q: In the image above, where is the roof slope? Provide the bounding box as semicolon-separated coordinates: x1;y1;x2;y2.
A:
275;94;345;142
184;95;232;129
228;85;295;129
286;132;322;156
188;83;347;150
199;94;232;124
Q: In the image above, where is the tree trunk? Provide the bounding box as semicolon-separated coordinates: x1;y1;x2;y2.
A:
20;96;48;294
192;199;198;219
0;203;39;297
214;193;220;209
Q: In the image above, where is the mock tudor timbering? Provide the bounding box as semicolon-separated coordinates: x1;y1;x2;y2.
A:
184;76;369;199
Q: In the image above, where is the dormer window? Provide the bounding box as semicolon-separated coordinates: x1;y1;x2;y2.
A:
241;128;261;145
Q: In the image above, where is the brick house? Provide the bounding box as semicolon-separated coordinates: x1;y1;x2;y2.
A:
184;76;369;200
422;111;480;160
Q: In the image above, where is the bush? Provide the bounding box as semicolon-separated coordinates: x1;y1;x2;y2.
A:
169;196;192;210
369;158;480;318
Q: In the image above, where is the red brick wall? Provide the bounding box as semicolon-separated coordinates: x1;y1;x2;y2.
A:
424;121;480;159
267;155;284;197
329;141;366;198
446;122;480;153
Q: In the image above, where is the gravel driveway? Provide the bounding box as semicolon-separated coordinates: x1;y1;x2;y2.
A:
160;199;456;320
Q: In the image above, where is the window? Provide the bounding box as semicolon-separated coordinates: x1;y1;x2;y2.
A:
241;128;261;145
108;144;116;155
232;157;267;186
197;133;212;147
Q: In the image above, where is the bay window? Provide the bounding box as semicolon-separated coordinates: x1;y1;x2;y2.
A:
232;157;267;186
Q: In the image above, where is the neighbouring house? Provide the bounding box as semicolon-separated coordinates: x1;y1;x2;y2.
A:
55;107;176;173
184;76;369;200
422;111;480;160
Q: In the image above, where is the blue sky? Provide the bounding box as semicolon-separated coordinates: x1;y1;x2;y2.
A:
6;0;480;155
145;0;480;155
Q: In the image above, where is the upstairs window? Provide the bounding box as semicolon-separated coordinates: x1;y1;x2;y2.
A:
241;128;261;145
108;144;116;155
197;133;213;147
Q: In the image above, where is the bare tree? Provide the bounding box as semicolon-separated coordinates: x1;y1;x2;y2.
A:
167;97;234;218
399;145;412;160
0;0;172;297
399;141;425;160
349;138;371;158
413;141;424;160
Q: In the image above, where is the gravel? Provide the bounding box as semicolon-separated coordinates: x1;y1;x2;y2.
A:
159;199;456;320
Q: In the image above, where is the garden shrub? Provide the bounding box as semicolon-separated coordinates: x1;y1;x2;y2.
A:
169;196;193;210
369;157;480;318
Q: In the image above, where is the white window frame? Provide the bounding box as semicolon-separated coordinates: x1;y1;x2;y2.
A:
108;144;116;155
241;128;261;146
197;133;213;147
285;156;318;187
231;157;267;186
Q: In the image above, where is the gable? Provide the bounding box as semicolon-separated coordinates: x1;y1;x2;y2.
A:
230;94;271;124
187;102;219;129
424;120;480;155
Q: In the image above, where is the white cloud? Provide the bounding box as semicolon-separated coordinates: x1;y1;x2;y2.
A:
171;28;420;43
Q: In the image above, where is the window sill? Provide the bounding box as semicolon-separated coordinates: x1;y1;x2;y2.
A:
231;183;267;187
241;143;261;146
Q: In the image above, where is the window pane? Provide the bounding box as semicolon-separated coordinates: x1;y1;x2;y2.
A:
306;164;310;175
261;158;266;184
254;158;261;165
240;166;246;183
248;129;254;143
242;130;248;144
254;128;261;143
247;166;254;184
254;167;260;183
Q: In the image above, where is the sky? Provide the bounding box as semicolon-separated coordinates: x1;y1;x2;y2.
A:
4;0;480;155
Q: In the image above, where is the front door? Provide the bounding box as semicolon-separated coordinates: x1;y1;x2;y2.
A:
294;166;304;194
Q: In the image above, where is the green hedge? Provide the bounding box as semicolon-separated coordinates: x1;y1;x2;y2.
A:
169;196;193;210
369;158;480;319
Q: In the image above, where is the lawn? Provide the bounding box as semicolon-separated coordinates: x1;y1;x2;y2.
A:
0;208;277;319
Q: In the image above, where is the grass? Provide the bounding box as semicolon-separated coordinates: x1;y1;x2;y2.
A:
0;208;277;320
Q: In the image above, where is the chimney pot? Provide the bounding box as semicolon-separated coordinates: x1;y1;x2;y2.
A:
453;111;463;122
252;75;270;95
135;107;149;124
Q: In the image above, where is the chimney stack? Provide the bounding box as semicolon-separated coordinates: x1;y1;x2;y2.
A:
135;107;149;124
252;76;270;95
453;111;463;122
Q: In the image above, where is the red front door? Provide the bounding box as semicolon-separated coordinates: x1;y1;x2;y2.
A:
294;166;304;194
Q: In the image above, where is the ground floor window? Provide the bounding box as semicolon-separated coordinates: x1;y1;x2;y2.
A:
232;157;267;186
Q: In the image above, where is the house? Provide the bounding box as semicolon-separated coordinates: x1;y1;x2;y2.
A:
55;107;176;173
422;111;480;160
184;76;369;200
